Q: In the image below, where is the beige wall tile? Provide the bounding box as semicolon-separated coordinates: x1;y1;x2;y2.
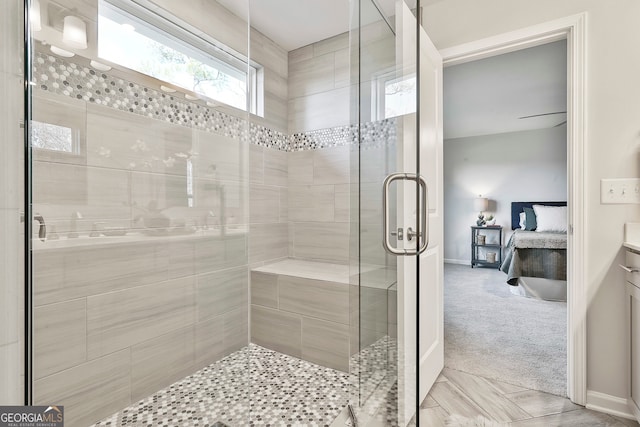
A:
195;315;225;369
334;48;351;89
197;266;248;322
334;184;350;222
360;181;383;224
292;222;349;263
288;53;335;99
0;72;23;210
279;187;288;223
249;223;288;263
223;306;249;353
33;350;131;427
360;285;388;339
288;150;314;186
388;287;397;339
289;45;313;65
302;317;349;371
360;222;386;266
288;185;335;222
195;234;248;275
288;87;350;133
87;166;131;207
263;148;288;187
360;143;392;184
264;71;288;104
0;209;21;347
193;179;246;226
249;144;264;185
34;243;170;306
168;240;196;279
279;276;349;324
0;0;21;76
33;161;88;205
34;299;87;380
0;342;21;405
193;130;244;182
249;28;288;77
313;33;350;57
87;276;195;359
86;104;192;174
288;222;295;257
251;305;301;358
250;271;278;308
250;184;281;224
313;145;350;185
360;35;396;82
131;326;195;402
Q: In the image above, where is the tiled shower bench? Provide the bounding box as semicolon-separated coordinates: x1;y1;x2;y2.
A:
250;259;351;372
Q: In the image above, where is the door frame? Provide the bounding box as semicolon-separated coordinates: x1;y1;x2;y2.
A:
438;13;587;406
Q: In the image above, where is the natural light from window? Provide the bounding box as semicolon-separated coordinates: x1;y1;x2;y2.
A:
98;0;256;112
31;121;75;153
384;75;416;119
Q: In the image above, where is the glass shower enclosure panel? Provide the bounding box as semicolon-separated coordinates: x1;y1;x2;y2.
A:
28;1;250;425
1;0;25;406
350;0;422;425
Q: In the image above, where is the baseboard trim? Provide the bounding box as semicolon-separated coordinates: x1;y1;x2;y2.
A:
444;258;468;266
586;390;635;420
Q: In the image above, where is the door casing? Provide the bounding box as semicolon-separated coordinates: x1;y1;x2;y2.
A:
438;12;587;406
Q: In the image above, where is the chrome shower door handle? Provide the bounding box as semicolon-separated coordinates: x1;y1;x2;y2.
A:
382;173;429;256
417;175;429;254
383;173;409;255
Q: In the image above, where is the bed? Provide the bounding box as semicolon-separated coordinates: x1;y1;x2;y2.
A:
500;202;567;286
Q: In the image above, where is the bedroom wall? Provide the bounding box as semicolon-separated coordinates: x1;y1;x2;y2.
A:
424;0;640;409
444;127;567;264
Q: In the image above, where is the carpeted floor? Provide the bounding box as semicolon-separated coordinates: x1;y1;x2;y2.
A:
444;263;567;396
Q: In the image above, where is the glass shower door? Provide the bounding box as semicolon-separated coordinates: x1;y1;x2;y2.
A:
350;0;443;425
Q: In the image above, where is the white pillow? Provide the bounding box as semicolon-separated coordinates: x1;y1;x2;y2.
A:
519;212;526;230
532;205;567;232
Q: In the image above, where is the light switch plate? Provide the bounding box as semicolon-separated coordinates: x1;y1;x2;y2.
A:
601;178;640;204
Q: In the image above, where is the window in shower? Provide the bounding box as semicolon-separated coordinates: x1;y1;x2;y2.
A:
373;71;417;119
98;0;262;114
31;121;76;153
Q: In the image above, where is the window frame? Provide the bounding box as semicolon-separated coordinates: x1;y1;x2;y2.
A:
98;0;262;115
372;68;417;120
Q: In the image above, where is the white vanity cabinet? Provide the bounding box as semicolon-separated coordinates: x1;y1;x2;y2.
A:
623;249;640;422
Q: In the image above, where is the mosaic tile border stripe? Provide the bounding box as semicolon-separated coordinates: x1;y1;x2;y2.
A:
33;49;397;152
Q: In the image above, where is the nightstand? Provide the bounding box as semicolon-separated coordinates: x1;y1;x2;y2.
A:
471;225;503;269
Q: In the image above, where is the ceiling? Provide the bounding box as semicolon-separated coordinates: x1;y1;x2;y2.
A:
213;1;565;140
444;40;568;140
215;0;446;51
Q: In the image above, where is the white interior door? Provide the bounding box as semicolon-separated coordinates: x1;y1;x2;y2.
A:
395;2;444;424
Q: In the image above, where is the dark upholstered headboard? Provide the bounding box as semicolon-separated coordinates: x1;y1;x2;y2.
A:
510;201;567;230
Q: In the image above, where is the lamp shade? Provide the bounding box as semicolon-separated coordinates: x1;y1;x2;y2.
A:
62;15;88;50
474;197;488;212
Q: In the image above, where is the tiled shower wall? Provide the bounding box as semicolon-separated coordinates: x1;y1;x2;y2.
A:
27;2;399;425
28;43;360;427
0;0;24;405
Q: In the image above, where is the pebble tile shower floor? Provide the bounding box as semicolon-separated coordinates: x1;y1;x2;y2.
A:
91;344;351;427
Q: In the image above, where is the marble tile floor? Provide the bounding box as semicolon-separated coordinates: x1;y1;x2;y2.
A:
414;367;640;427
